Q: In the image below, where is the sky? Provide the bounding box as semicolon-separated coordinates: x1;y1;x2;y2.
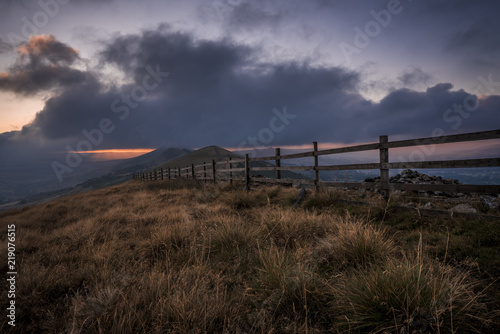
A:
0;0;499;175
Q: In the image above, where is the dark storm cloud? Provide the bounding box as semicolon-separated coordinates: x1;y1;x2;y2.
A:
14;27;500;152
17;34;80;67
0;34;93;95
398;66;432;87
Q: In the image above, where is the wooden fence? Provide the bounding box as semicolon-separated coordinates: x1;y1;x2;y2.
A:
133;129;500;198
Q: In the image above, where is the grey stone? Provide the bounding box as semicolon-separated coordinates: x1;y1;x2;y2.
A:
451;204;477;214
481;195;498;210
423;202;435;209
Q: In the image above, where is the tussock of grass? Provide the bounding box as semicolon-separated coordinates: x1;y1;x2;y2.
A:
257;208;334;248
0;181;497;333
335;254;489;333
310;215;395;272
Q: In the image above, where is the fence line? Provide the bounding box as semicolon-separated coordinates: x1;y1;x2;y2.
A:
133;129;500;198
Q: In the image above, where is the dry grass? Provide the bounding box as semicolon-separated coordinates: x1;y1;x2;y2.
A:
0;179;498;333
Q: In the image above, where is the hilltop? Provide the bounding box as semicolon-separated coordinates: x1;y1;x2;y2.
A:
154;145;306;180
157;145;239;169
1;179;498;333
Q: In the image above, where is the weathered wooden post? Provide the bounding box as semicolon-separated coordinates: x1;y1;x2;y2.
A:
167;167;170;180
177;166;181;179
203;162;207;182
228;157;233;185
191;164;195;179
275;148;281;180
379;135;389;200
313;142;319;191
245;154;250;191
212;159;216;184
160;168;163;180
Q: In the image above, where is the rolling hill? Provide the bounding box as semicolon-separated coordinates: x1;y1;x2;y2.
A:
154;145;307;180
0;147;191;210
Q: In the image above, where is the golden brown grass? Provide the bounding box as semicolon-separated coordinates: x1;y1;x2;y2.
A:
0;180;498;333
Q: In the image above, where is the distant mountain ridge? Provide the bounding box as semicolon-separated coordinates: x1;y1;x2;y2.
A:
153;145;306;180
157;145;241;169
0;147;191;209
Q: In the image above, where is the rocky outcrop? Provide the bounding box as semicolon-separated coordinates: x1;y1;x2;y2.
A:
364;169;460;186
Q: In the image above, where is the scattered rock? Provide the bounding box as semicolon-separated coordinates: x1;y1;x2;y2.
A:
481;195;499;210
366;169;461;188
451;204;477;214
404;202;417;208
434;191;444;196
292;187;307;209
423;202;435;210
355;189;366;198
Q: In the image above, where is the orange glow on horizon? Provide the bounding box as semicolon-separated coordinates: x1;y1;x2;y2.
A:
69;148;155;161
71;148;155;154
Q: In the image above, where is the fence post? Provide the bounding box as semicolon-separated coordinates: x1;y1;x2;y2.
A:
379;135;389;200
229;157;233;185
177;167;181;179
313;142;319;191
275;148;281;180
212;159;217;184
191;164;195;179
245;154;250;191
203;162;207;182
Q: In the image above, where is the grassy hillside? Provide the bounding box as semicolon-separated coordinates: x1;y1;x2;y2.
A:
1;180;498;333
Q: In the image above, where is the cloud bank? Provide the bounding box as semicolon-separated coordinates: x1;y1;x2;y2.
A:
0;27;498;163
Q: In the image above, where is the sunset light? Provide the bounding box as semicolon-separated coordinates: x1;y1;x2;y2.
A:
70;148;155;161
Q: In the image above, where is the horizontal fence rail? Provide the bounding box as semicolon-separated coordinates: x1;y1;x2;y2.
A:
133;129;500;197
